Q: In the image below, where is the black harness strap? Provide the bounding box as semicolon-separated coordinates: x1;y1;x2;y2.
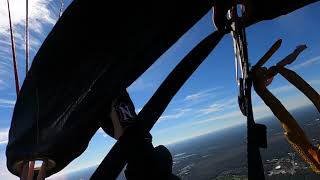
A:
90;30;225;180
229;4;266;180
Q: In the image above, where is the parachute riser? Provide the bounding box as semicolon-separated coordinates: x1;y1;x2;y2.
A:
228;3;267;180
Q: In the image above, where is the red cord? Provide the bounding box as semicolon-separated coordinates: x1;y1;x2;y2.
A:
25;0;29;74
6;0;20;95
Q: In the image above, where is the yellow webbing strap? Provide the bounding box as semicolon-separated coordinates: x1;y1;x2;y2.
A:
252;43;320;173
278;68;320;111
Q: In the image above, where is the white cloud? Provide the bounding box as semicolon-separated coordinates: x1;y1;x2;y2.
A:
0;163;16;180
193;110;243;125
193;91;316;126
159;108;192;121
0;0;59;91
198;98;237;115
0;0;58;51
0;140;8;145
0;79;7;90
0;98;15;108
269;84;294;94
199;104;222;114
97;127;108;137
309;79;320;88
128;78;154;92
0;129;9;145
154;77;319;145
184;87;222;102
0;60;11;89
0;56;12;71
266;78;320;95
0;0;57;34
185;91;209;101
291;55;320;70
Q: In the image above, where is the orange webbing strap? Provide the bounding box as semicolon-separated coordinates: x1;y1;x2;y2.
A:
278;67;320;111
252;60;320;173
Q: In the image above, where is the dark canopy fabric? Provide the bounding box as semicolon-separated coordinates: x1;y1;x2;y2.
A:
6;0;215;177
244;0;319;26
6;0;319;177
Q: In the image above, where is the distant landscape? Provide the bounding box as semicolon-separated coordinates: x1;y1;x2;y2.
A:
169;105;320;180
50;105;320;180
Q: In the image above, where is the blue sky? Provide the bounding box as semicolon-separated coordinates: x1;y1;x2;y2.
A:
0;1;319;179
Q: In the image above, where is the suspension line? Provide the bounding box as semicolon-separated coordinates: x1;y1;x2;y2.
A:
6;0;20;96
